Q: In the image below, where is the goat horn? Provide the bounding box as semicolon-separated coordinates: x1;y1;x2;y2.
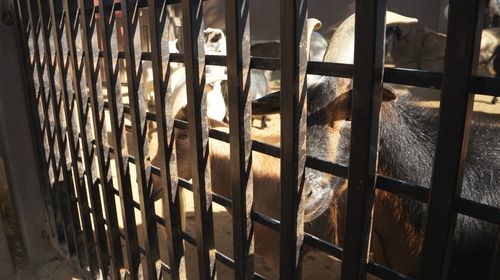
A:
306;18;323;60
323;11;418;64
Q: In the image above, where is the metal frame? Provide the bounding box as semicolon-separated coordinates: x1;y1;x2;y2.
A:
9;0;500;279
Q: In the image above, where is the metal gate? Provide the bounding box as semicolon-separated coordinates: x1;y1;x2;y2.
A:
8;0;500;279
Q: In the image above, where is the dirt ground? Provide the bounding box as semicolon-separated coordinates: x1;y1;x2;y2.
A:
1;83;500;280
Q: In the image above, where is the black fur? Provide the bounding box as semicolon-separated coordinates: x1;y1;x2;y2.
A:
307;76;500;279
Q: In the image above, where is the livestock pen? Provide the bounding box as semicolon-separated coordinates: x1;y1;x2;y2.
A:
1;0;500;279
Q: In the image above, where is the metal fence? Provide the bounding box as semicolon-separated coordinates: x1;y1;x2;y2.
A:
8;0;500;279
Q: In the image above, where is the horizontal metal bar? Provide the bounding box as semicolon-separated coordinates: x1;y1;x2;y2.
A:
106;155;344;261
105;104;435;206
472;75;500;97
98;51;450;89
366;262;414;280
96;50;500;96
93;0;211;13
101;50;500;97
456;198;500;225
178;230;268;279
375;176;430;203
109;155;449;272
384;67;442;89
303;233;343;260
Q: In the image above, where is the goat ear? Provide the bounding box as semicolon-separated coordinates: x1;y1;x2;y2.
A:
327;86;396;125
326;89;353;125
251;91;280;115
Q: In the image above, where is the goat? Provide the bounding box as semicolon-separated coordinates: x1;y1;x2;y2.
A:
253;11;500;279
249;30;328;86
220;70;271;129
150;13;418;275
393;24;500;105
151;106;344;274
221;19;326;129
150;19;339;273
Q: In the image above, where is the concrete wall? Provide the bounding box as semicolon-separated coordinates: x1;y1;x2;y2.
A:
0;0;56;268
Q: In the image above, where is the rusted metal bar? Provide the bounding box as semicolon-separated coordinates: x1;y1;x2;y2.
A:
119;0;160;278
279;0;308;278
60;0;124;278
45;1;118;278
340;0;387;279
145;0;186;278
419;0;486;278
14;0;62;260
180;0;217;278
35;0;92;267
48;0;118;275
93;0;141;278
24;0;73;258
225;0;254;278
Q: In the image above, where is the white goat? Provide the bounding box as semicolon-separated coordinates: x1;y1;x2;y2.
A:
386;17;500;103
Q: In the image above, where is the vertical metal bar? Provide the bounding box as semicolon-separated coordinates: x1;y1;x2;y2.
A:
13;0;63;258
34;0;85;263
181;0;217;278
120;1;160;279
43;0;114;278
146;0;186;279
42;0;114;278
14;0;64;260
419;0;486;279
340;1;387;279
225;0;254;278
24;0;72;256
279;0;308;278
93;0;141;277
60;0;124;278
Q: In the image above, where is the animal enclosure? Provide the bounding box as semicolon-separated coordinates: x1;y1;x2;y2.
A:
5;0;500;279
